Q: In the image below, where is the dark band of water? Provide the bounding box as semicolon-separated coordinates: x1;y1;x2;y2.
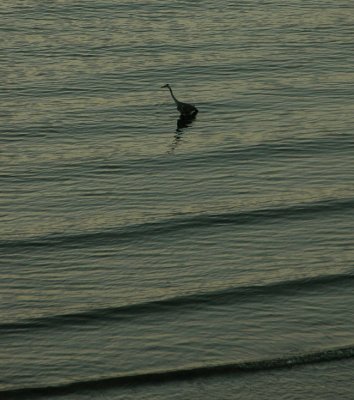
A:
1;197;353;250
3;344;354;399
1;272;353;333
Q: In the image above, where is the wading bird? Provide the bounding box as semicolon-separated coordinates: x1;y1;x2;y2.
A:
161;84;198;117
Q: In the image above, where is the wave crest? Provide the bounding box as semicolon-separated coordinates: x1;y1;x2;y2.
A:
1;272;354;333
3;344;354;399
1;197;353;250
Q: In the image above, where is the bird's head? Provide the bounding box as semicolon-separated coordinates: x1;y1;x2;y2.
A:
161;84;170;89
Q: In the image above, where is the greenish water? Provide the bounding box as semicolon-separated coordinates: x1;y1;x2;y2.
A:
1;1;354;399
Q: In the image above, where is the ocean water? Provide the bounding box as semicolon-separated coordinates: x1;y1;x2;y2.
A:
1;0;354;398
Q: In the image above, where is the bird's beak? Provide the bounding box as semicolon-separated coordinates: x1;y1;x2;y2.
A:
161;84;168;88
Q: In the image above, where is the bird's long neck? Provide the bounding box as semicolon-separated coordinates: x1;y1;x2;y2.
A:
168;87;179;105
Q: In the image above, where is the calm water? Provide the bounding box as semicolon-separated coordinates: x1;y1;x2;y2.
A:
1;1;354;399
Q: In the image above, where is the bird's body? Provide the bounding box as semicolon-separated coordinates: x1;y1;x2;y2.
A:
161;84;198;117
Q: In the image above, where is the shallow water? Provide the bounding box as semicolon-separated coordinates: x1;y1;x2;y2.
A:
1;1;354;399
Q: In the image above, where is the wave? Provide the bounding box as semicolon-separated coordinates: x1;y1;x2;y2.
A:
5;132;353;179
3;344;354;399
1;272;353;333
1;197;354;250
196;133;354;161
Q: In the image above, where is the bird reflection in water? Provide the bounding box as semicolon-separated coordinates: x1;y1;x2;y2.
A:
168;114;197;154
176;114;196;131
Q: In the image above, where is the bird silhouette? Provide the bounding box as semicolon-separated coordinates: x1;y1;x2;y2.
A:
161;84;198;117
